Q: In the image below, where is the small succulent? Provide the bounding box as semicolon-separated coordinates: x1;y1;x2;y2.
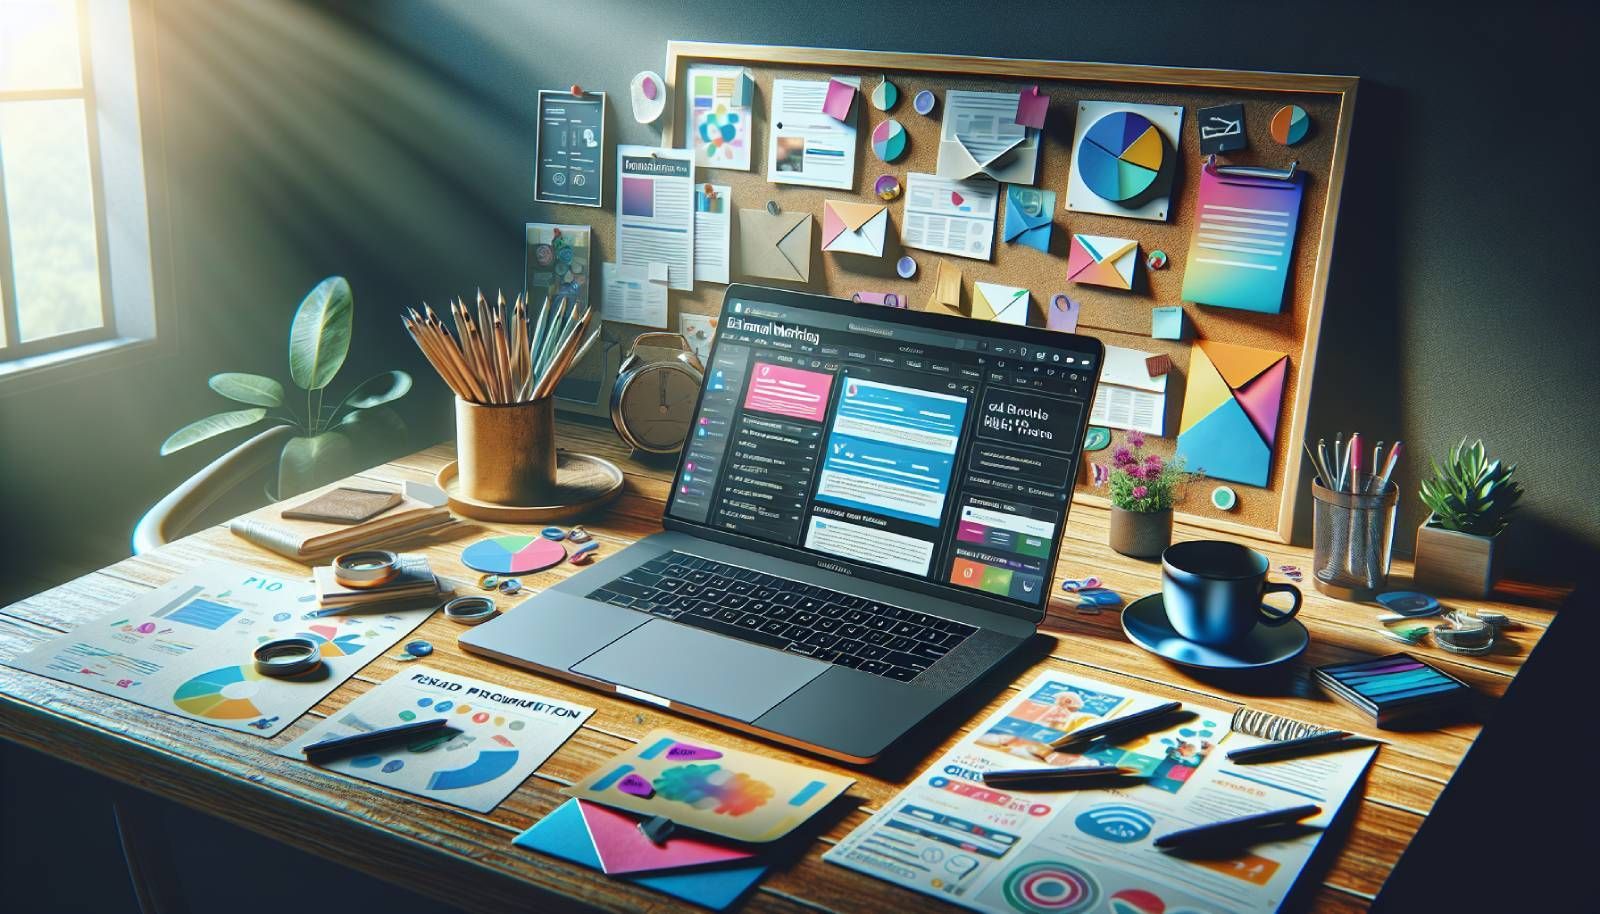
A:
1419;438;1523;536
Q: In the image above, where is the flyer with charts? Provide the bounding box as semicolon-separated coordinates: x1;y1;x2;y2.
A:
825;672;1376;914
568;728;854;844
7;563;435;738
279;666;593;813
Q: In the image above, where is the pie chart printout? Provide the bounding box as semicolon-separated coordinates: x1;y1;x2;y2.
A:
1076;112;1166;202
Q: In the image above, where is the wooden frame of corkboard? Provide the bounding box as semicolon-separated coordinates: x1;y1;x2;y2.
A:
645;42;1354;543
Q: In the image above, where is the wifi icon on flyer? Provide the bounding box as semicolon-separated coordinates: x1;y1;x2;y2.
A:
1074;803;1156;843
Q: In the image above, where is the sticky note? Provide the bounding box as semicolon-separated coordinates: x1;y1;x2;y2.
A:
1014;86;1048;129
822;78;855;121
1151;305;1184;340
1145;354;1172;377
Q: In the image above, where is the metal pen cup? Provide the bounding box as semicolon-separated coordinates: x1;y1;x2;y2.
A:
1311;479;1398;601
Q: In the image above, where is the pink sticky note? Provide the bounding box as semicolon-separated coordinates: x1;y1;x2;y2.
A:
822;78;855;121
1048;293;1080;333
578;800;755;875
1014;86;1048;129
617;772;655;798
664;742;724;762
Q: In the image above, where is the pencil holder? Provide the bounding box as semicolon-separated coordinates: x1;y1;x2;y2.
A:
1311;479;1398;602
455;396;556;505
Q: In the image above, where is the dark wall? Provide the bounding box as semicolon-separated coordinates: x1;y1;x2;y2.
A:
2;0;1595;603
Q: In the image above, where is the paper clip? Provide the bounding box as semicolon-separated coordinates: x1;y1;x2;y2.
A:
1207;154;1298;181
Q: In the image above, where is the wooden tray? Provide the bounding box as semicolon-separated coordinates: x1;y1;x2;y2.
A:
436;451;624;523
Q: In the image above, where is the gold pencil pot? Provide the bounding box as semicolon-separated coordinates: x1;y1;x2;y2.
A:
454;396;557;504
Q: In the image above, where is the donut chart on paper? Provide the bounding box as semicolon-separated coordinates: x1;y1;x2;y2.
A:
461;535;566;574
1077;112;1165;202
1002;860;1100;914
172;665;265;719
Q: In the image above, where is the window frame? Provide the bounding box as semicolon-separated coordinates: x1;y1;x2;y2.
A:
0;0;119;359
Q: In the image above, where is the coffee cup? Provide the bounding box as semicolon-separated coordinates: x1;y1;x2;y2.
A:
1161;540;1301;646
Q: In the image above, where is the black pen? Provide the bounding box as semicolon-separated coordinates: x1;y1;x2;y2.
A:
1050;701;1184;751
1226;730;1354;764
982;764;1140;787
302;718;453;764
1154;804;1322;850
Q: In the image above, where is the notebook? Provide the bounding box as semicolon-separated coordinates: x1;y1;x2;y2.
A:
1313;653;1473;728
231;481;451;562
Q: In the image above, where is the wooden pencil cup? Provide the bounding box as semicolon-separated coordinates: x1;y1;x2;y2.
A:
455;397;557;505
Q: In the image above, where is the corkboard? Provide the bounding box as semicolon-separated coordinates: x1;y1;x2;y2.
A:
547;43;1357;543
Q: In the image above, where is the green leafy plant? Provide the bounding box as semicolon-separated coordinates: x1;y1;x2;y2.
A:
1098;430;1195;512
161;276;412;498
1419;438;1523;536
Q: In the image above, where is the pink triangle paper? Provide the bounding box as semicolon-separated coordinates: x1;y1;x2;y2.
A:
578;800;756;875
1234;357;1287;447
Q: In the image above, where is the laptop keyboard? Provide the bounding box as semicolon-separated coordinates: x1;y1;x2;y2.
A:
587;551;977;682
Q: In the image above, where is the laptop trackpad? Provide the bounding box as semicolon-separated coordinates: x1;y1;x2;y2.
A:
571;621;828;722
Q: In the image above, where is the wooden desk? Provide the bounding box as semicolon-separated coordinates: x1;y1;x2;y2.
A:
0;424;1561;913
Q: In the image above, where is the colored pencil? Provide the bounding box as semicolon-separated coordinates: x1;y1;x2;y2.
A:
401;289;592;405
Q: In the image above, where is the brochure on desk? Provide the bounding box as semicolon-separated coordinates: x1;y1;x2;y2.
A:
7;563;435;737
825;672;1375;914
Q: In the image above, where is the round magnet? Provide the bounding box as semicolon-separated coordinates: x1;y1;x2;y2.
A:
404;639;433;658
498;577;523;595
1271;104;1311;145
1083;426;1111;451
540;526;567;541
874;174;902;201
896;255;917;279
1375;591;1442;617
629;70;666;124
870;76;898;111
913;89;936;116
871;119;907;162
766;200;780;216
477;573;500;590
567;525;593;543
1211;485;1238;510
1147;249;1169;270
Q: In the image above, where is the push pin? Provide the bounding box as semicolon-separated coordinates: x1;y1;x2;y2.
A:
570;83;584;97
766;200;781;216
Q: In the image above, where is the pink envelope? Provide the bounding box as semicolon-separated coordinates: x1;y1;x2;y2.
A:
578;800;756;875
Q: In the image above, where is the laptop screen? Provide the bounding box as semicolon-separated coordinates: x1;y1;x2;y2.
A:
665;286;1103;621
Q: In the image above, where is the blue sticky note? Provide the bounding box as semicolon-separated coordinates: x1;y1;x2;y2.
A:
513;800;767;911
1151;306;1185;340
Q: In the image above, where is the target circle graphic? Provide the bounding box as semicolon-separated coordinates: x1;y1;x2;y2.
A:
1002;861;1099;914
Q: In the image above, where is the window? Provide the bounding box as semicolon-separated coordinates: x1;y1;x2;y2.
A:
0;0;114;359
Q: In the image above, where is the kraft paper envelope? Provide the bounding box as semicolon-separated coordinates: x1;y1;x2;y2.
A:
821;200;888;257
1002;186;1054;252
1068;234;1139;290
928;259;964;314
737;209;812;282
1175;340;1289;487
972;281;1030;325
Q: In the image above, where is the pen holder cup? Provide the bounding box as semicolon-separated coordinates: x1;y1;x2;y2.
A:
1311;479;1398;602
455;397;557;505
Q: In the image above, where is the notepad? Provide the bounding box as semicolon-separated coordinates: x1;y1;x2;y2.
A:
1313;653;1472;728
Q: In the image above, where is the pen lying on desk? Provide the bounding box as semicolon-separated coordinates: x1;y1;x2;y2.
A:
982;764;1142;789
1225;730;1360;764
1050;701;1184;751
1154;804;1322;850
302;718;455;764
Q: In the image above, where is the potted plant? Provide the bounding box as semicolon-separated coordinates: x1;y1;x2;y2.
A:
1099;431;1193;558
161;276;413;499
1414;438;1523;597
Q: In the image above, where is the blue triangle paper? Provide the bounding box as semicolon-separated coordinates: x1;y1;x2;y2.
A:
1175;397;1270;486
513;799;768;911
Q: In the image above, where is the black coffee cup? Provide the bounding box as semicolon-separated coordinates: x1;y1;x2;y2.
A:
1161;540;1302;646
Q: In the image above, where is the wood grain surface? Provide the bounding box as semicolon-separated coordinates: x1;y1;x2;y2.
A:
0;423;1561;914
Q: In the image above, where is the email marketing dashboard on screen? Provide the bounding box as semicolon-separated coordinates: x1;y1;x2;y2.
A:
666;288;1102;618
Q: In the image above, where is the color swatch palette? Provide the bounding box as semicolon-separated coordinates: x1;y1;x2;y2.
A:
1313;653;1472;728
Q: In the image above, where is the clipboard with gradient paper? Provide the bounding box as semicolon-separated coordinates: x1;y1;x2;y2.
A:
1181;162;1307;313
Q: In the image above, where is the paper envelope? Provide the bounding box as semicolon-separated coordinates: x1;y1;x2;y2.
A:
737;209;812;282
821;200;888;256
1068;234;1139;290
939;133;1039;183
973;282;1030;325
928;259;963;314
1175;340;1289;487
1002;186;1054;252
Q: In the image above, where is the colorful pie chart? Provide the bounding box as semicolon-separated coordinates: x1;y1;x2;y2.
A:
871;119;907;162
1077;111;1166;202
172;665;265;719
870;77;898;111
460;535;566;575
1271;104;1310;145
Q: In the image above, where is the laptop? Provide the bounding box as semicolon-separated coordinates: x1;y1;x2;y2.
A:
461;285;1104;763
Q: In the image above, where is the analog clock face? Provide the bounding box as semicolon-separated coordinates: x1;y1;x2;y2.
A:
621;365;700;451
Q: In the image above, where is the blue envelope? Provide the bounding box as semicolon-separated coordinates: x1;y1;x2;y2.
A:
1002;185;1055;252
514;799;768;910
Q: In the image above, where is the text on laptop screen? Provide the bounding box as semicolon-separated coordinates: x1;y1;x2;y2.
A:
666;295;1100;612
